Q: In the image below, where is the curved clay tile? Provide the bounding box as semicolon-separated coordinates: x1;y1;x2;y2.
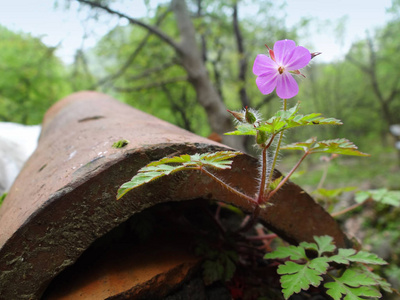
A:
0;91;350;299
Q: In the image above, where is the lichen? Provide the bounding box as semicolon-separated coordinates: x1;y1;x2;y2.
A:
112;139;129;149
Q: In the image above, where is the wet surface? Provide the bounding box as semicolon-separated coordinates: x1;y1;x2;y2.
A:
0;91;350;299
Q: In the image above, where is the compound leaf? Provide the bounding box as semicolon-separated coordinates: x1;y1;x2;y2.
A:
278;261;326;299
325;268;382;300
282;138;370;157
117;151;242;199
329;249;387;265
224;123;257;136
264;245;307;261
355;189;400;207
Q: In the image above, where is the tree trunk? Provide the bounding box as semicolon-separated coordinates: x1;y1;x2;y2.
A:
171;0;245;151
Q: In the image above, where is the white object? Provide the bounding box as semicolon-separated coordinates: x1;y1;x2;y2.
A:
0;123;41;194
390;124;400;137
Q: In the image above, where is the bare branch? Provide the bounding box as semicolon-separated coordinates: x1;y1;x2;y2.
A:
161;85;193;131
128;59;179;81
233;1;250;107
91;8;171;88
113;76;188;92
75;0;182;53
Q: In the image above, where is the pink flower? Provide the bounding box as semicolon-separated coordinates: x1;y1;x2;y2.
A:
253;39;311;99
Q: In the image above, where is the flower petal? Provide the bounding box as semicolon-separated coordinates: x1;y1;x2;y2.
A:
256;70;278;95
276;72;299;99
285;46;311;70
253;54;277;76
273;40;296;65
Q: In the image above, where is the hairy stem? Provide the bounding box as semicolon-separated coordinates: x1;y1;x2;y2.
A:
199;167;256;203
265;98;287;194
265;151;309;202
257;146;269;204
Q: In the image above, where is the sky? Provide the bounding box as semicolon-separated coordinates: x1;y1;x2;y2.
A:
0;0;394;64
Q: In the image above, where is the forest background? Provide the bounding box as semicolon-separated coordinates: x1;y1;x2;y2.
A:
1;0;400;186
1;0;400;284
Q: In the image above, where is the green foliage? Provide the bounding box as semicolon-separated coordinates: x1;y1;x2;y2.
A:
264;235;389;299
281;137;370;157
225;103;342;138
112;139;129;148
355;188;400;207
325;268;382;300
0;193;7;206
117;151;242;199
0;25;71;124
195;242;238;285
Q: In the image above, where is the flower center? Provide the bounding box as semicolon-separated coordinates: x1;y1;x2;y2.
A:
278;66;285;74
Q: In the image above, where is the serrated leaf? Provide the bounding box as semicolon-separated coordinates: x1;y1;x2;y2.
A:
269;176;283;191
256;106;342;136
348;251;387;265
117;151;242;199
355;190;370;203
282;137;370;157
278;261;325;299
356;264;392;293
203;260;224;285
299;241;319;252
314;235;336;255
202;250;238;285
325;268;382;300
264;245;307;261
225;103;341;137
308;257;330;273
315;187;357;199
299;236;336;256
224;123;257;136
355;189;400;207
329;249;387;265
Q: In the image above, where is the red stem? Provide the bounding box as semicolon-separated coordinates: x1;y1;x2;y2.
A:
200;167;256;203
265;151;309;203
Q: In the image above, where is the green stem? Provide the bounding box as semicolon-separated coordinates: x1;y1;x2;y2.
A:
317;161;330;190
265;151;309;202
265;98;287;194
200;167;256;203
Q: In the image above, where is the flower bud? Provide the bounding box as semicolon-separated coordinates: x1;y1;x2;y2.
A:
245;107;257;124
256;130;268;146
227;109;245;122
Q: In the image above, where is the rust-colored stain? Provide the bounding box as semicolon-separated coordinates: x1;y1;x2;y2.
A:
0;91;351;299
44;233;200;300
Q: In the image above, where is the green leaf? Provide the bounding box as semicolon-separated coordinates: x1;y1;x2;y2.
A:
278;261;327;299
202;250;238;285
355;189;400;207
256;102;342;136
325;268;382;300
224;123;257;136
329;249;387;265
314;187;357;199
0;193;7;205
281;137;370;157
357;264;393;293
264;245;307;261
299;235;336;256
355;190;370;203
314;235;336;255
225;103;341;137
117;151;242;199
